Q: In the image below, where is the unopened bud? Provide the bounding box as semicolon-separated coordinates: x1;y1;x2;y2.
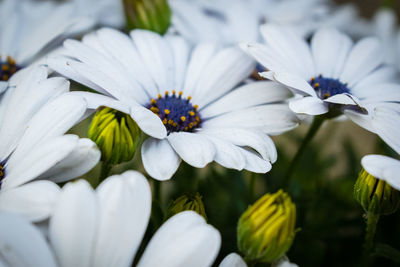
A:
123;0;171;34
166;193;207;220
88;107;141;164
238;190;297;264
354;169;399;215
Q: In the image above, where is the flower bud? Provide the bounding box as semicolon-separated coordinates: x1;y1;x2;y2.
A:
238;190;297;264
166;193;207;220
123;0;171;34
354;169;400;215
88;107;141;164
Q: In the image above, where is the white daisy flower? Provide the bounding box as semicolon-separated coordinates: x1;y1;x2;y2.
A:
362;154;400;191
48;28;298;181
0;171;221;267
0;66;100;222
169;0;261;45
168;0;359;46
241;25;400;143
0;0;95;93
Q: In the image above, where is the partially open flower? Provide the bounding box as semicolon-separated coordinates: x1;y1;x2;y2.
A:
354;165;400;216
166;192;207;220
88;107;141;164
237;190;296;264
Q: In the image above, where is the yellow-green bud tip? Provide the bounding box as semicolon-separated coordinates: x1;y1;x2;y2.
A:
166;193;207;220
88;107;141;165
354;169;400;215
123;0;171;34
237;190;297;264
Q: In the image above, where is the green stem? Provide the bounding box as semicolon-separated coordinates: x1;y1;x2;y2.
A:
99;161;112;185
364;212;380;254
284;116;325;187
248;172;257;203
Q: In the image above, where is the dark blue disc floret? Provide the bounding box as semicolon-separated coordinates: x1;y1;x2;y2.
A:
147;91;201;134
0;56;20;81
309;75;350;100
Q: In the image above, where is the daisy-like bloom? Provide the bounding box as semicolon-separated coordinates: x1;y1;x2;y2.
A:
0;0;95;93
168;0;359;46
0;171;221;267
0;66;100;222
362;154;400;191
48;28;298;180
241;25;400;142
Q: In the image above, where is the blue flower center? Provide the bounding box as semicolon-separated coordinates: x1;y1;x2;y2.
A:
147;91;201;134
309;75;350;99
0;56;20;81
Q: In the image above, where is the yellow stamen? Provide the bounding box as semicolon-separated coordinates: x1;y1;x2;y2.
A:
180;116;186;122
164;109;170;115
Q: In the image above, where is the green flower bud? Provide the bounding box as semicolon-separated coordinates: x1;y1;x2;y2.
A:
238;190;297;264
354;169;400;215
166;193;207;220
123;0;171;34
88;107;141;165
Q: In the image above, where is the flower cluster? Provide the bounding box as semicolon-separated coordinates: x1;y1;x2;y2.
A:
1;0;400;266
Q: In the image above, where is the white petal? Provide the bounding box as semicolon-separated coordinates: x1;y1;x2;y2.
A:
362;155;400;190
3;135;78;190
0;212;57;267
200;128;277;163
372;107;400;155
69;91;130;113
340;37;383;87
273;72;317;97
183;43;219;97
202;104;299;135
165;35;191;91
130;105;167;139
193;47;255;107
242;148;272;173
167;132;216;168
289;96;328;115
130;29;174;93
0;181;60;222
138;211;221;267
344;110;375;133
219;253;247;267
311;28;353;78
260;24;315;78
38;138;100;183
203;134;246;171
324;93;361;106
201;81;292;119
8;93;86;162
141;138;181;181
49;180;97;267
92;171;152;267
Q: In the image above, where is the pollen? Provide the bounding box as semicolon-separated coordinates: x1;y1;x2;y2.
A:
146;90;202;134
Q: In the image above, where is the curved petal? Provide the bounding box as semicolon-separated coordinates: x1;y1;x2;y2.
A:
289;96;328;115
362;155;400;190
92;171;152;267
273;72;317;97
130;105;167;139
49;180;97;267
167;132;216;168
141;138;181;181
38;138;101;183
0;212;57;267
138;211;221;267
0;181;60;222
372;107;400;155
242;148;272;173
3;135;78;190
